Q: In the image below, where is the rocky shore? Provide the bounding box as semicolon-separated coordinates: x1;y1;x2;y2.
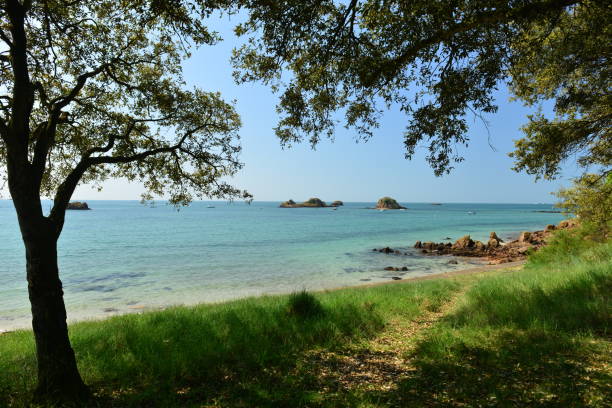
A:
374;219;577;266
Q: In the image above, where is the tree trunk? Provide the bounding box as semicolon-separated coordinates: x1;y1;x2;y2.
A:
21;218;90;403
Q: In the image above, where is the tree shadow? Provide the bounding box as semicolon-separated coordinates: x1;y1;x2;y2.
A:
377;329;611;407
71;295;385;407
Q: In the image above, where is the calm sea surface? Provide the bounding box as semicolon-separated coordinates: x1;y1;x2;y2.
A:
0;200;564;330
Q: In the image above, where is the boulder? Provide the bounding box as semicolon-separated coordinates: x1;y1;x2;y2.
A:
489;232;503;243
384;266;395;271
331;200;344;207
67;201;90;210
422;241;436;250
375;197;406;210
453;235;474;249
379;247;394;254
487;238;501;248
518;231;532;243
545;224;556;232
414;240;422;248
474;241;486;251
558;219;578;229
391;276;402;280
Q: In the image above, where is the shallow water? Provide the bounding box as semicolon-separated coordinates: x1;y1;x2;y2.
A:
0;200;564;330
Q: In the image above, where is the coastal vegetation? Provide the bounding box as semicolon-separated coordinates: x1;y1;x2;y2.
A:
1;225;609;407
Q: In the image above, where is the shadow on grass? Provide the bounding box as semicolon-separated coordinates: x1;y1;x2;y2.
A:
378;329;611;407
70;293;385;407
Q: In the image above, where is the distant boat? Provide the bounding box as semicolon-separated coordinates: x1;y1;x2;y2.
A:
207;205;215;208
467;211;476;215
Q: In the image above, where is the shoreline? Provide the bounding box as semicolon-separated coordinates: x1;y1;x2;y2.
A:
0;260;524;335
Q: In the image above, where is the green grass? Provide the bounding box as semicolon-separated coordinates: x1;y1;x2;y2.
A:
390;228;612;407
0;227;610;407
0;278;459;407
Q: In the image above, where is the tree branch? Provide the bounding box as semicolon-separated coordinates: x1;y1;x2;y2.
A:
363;0;581;86
6;0;34;143
48;124;205;225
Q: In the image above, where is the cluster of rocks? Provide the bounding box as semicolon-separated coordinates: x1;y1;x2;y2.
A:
372;247;409;255
371;220;578;266
414;219;578;264
414;231;505;256
279;198;343;208
67;201;90;210
384;266;409;272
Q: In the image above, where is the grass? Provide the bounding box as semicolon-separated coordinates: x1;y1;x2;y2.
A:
0;227;610;407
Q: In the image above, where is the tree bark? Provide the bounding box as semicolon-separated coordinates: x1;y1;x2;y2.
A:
18;211;90;403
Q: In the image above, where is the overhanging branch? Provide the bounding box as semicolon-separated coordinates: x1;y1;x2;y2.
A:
363;0;580;86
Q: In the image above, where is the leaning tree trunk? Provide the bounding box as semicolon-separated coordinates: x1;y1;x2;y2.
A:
18;212;90;403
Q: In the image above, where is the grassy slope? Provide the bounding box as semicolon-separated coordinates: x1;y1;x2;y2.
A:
0;228;610;407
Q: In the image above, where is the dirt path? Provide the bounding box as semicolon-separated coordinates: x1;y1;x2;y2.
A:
305;281;476;393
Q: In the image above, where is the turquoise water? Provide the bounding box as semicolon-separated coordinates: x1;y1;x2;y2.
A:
0;200;564;330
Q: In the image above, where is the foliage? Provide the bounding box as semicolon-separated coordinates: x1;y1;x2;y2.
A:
509;3;612;179
0;0;249;213
554;173;612;237
233;0;610;177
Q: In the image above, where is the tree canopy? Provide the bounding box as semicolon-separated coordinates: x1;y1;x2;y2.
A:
0;0;249;225
233;0;610;177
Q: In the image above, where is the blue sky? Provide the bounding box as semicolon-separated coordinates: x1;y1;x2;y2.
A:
69;15;579;203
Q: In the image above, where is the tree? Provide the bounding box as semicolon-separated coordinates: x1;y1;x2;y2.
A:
555;173;612;237
0;0;248;403
233;0;610;177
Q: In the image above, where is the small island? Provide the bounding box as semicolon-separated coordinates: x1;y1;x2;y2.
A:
279;198;342;208
66;201;91;210
375;196;406;210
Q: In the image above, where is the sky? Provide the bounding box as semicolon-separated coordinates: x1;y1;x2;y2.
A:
8;14;582;204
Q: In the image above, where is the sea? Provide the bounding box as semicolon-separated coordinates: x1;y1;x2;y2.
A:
0;200;565;331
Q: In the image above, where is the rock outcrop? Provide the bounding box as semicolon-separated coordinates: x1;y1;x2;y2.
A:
67;201;90;210
280;198;341;208
375;197;406;210
412;219;578;264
